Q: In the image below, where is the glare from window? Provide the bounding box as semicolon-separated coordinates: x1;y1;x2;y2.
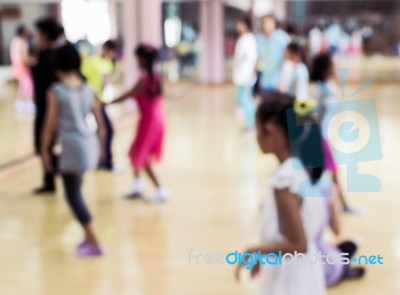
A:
164;17;182;48
61;0;111;45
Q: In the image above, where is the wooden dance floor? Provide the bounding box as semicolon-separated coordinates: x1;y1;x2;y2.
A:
0;82;398;294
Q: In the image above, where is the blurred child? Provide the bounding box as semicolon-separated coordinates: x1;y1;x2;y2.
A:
110;44;168;203
236;92;327;295
310;53;337;121
310;53;361;213
279;42;309;100
81;40;118;172
41;45;105;256
233;16;258;131
10;24;35;114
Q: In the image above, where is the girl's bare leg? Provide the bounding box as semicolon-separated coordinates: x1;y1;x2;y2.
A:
333;173;348;209
134;168;140;179
144;163;169;202
144;163;161;188
83;223;100;247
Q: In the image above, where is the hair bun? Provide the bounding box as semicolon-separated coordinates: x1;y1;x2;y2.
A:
294;99;317;116
135;43;159;60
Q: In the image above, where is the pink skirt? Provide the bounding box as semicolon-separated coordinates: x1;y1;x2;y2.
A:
12;63;33;98
129;116;165;169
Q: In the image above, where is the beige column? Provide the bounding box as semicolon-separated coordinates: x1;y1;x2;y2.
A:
122;0;139;87
108;0;118;39
200;0;225;84
137;0;162;47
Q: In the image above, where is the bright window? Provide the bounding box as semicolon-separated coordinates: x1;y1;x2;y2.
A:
61;0;111;45
164;17;182;48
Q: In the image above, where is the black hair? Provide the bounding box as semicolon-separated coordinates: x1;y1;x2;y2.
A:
35;18;61;42
238;15;253;31
286;24;297;35
286;42;307;65
135;43;161;99
53;44;81;73
58;26;65;37
287;42;302;56
16;25;27;37
103;40;116;51
310;53;333;82
256;92;325;184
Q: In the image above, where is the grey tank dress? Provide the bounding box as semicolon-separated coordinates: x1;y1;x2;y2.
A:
53;82;99;173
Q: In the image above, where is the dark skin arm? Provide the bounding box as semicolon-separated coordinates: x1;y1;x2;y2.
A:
236;188;308;281
109;81;144;105
41;89;58;172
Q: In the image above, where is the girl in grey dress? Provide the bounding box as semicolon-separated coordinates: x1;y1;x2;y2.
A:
41;45;105;256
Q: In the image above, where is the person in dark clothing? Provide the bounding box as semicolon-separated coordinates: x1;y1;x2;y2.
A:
31;18;62;194
81;40;117;171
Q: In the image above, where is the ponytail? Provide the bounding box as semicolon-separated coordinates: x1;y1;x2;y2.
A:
256;93;325;184
286;107;325;184
135;43;162;99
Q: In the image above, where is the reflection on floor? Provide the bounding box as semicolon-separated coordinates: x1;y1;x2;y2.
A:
0;79;34;167
0;83;399;294
335;55;400;82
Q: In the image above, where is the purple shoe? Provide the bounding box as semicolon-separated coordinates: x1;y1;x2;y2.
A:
76;243;104;257
77;240;90;250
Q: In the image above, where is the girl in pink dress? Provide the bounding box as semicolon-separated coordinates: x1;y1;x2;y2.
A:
110;44;169;202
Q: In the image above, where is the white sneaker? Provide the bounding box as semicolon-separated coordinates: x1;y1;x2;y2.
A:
343;204;367;215
111;165;124;174
14;99;25;114
22;101;36;115
146;187;170;203
126;178;144;199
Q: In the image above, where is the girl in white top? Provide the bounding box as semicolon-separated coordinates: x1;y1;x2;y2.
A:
233;16;258;131
236;93;328;295
279;43;309;101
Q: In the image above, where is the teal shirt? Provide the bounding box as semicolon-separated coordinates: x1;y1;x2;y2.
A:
257;30;290;90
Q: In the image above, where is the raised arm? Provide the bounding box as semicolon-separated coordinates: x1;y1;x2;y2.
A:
41;89;59;172
110;80;144;105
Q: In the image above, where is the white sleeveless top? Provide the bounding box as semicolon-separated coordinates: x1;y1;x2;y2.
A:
258;157;327;295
